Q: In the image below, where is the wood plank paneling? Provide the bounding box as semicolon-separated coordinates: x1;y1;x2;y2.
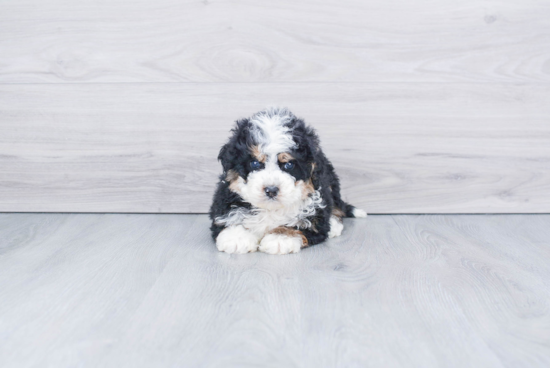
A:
1;0;549;212
1;214;550;367
1;83;549;213
0;0;549;83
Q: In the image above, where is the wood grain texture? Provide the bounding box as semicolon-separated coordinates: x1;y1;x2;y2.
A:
1;83;549;213
0;0;549;83
0;214;549;367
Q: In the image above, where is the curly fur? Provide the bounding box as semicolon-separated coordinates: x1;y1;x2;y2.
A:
209;107;366;254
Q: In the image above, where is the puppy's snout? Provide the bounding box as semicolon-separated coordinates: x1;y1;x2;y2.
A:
264;186;279;198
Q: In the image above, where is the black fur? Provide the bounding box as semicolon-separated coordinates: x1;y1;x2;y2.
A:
209;110;359;247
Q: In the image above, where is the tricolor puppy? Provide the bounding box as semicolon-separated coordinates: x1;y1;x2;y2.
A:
209;107;366;255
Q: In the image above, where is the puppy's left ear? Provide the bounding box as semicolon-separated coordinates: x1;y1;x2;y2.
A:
300;125;321;163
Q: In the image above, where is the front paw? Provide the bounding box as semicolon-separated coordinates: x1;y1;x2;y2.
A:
259;233;303;255
216;225;260;254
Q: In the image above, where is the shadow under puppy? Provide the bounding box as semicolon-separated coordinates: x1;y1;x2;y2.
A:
209;107;366;255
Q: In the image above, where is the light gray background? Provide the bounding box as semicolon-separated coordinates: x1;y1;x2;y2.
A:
2;2;550;367
1;0;549;213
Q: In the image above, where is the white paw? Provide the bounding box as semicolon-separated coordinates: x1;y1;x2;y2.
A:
216;225;260;254
328;216;344;238
353;208;367;218
259;233;303;255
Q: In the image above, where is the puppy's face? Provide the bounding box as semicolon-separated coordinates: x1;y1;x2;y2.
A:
219;109;316;210
231;147;313;210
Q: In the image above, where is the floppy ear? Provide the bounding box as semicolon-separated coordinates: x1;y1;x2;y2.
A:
217;142;233;173
217;118;250;173
293;122;323;185
295;122;321;164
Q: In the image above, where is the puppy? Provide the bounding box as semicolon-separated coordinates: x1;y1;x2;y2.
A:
209;107;366;255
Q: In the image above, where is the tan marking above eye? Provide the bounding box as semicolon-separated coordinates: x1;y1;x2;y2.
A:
277;152;294;163
250;145;266;163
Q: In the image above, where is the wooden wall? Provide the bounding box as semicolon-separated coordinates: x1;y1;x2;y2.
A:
1;0;549;213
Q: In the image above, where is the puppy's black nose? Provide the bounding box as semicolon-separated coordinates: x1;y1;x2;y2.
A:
264;186;279;198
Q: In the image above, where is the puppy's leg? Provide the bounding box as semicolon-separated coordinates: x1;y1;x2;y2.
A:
328;215;344;238
216;225;260;254
259;227;307;255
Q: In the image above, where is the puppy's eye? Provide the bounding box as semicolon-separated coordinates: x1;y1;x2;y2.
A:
250;160;262;170
283;161;295;170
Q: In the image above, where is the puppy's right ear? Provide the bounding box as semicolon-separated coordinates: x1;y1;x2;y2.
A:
217;142;233;173
218;118;250;173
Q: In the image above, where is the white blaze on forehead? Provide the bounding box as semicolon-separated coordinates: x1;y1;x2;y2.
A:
250;107;296;157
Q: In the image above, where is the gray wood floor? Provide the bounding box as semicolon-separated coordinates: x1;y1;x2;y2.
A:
1;214;549;367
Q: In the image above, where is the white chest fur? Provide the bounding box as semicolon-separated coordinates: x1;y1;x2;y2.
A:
214;189;325;237
241;205;302;237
